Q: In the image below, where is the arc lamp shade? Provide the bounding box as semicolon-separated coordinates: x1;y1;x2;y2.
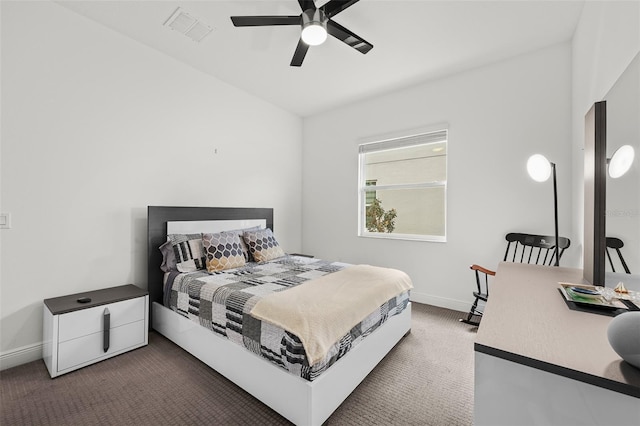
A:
527;154;552;182
608;145;635;178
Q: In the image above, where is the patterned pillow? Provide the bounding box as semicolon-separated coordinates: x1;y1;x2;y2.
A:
243;228;285;262
202;232;246;272
227;225;261;262
168;234;206;272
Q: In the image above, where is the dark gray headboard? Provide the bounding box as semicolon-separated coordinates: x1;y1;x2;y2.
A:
147;206;274;326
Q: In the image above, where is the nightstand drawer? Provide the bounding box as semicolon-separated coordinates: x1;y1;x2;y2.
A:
58;297;145;342
58;319;146;372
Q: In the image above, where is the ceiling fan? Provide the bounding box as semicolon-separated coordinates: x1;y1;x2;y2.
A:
231;0;373;67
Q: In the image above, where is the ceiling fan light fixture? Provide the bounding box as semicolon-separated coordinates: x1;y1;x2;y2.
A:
230;0;372;66
301;9;327;46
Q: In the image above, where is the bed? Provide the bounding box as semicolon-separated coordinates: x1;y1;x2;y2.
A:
147;206;412;425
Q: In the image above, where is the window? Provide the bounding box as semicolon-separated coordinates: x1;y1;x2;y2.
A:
365;179;377;206
358;129;447;241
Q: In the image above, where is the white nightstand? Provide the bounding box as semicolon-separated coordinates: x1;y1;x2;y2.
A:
43;284;148;378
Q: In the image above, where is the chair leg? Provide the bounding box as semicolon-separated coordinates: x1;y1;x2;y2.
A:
460;297;481;326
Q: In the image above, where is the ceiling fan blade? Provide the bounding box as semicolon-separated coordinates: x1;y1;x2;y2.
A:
231;16;300;27
327;20;373;54
290;38;310;67
322;0;360;19
298;0;317;11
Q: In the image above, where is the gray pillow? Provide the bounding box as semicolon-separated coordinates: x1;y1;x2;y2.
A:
159;240;177;272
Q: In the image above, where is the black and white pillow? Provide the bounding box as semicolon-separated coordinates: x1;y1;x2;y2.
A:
243;228;285;263
168;233;206;272
202;232;246;272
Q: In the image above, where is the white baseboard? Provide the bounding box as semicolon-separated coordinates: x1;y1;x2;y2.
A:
0;342;42;371
410;291;470;314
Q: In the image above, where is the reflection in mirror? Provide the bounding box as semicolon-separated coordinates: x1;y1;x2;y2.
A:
608;145;635;178
605;51;640;280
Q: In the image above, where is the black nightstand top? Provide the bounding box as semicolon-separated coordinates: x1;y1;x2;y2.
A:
44;284;148;315
289;253;314;258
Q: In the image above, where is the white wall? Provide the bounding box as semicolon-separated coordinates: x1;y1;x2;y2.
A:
571;1;640;274
302;43;573;311
0;1;302;368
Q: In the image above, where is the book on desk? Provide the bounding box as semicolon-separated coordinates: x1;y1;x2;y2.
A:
558;282;639;316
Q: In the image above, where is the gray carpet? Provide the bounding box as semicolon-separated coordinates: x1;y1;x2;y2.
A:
0;303;475;425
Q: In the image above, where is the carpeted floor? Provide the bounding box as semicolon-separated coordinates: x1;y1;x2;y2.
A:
0;303;476;425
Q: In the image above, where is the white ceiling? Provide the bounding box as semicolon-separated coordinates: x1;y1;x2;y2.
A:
55;0;586;117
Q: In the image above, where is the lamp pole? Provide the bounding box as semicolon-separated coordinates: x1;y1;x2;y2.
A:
527;154;561;266
551;162;559;266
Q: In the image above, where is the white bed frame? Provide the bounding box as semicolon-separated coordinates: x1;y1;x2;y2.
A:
153;302;411;425
147;207;412;425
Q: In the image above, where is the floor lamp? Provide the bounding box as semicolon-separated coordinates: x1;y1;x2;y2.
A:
527;154;560;266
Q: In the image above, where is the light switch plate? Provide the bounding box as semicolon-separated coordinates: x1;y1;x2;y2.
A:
0;213;11;229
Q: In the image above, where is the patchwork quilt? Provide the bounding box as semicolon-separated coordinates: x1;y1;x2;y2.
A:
164;255;410;381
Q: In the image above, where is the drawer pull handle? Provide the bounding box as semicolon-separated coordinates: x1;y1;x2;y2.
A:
103;308;110;352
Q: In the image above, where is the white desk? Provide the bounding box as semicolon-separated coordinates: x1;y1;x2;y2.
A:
474;262;640;425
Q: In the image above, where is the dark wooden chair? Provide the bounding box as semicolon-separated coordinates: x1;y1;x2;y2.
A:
606;237;631;274
460;232;571;326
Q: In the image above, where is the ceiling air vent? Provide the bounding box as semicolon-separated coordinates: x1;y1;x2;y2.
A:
164;7;212;43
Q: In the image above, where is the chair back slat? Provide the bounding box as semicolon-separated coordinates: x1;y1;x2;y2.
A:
505;240;513;262
540;248;548;265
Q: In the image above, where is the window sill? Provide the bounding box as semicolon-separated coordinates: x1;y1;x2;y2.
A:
358;233;446;243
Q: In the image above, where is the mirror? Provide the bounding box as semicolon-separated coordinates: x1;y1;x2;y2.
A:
604;52;640;279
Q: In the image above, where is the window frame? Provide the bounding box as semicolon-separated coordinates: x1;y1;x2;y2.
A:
357;127;448;242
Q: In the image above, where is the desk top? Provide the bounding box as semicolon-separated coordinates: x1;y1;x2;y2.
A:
475;262;640;398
